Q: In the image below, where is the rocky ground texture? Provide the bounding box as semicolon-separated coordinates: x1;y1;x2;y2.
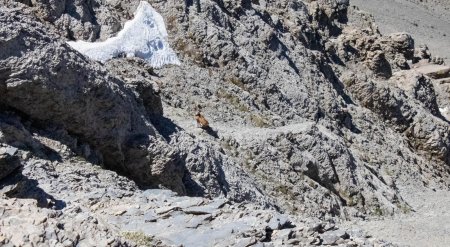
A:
1;0;450;246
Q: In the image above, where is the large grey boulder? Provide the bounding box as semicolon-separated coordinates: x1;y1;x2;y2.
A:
0;9;185;193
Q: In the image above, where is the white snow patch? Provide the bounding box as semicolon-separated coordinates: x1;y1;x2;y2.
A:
67;1;180;68
440;107;450;119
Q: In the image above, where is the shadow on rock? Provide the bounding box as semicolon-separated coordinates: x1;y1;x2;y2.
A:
179;147;231;199
204;126;219;139
182;169;207;197
0;111;64;162
150;115;184;141
0;169;66;210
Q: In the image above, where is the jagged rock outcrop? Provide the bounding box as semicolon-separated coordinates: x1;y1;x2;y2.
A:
351;0;450;65
0;8;185;193
335;8;450;167
389;71;440;116
343;73;450;164
0;149;20;180
334;28;414;78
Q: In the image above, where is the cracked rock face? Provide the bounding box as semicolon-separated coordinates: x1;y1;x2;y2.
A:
1;0;450;246
0;9;185;193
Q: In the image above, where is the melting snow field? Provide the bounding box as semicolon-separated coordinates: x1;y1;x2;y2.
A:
67;1;180;68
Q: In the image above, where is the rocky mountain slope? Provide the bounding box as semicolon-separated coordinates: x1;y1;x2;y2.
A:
1;0;450;246
351;0;450;64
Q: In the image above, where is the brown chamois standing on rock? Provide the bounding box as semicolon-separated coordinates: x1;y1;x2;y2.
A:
194;105;209;129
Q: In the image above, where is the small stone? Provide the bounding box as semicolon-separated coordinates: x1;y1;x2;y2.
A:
234;237;256;247
49;239;58;246
287;238;300;245
62;240;73;247
234;212;244;219
306;236;314;244
347;229;365;238
274;229;293;241
336;238;347;245
45;228;58;240
21;152;30;160
34;216;47;225
114;210;127;216
107;238;115;244
267;217;281;230
307;223;323;233
346;240;358;247
324;222;336;231
320;231;348;245
272;238;283;246
311;237;321;245
1;147;18;156
30;234;40;244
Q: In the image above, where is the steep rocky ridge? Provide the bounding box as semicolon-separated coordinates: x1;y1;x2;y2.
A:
1;0;450;246
151;0;450;218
